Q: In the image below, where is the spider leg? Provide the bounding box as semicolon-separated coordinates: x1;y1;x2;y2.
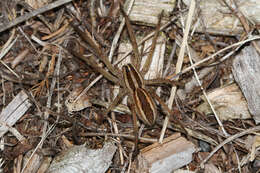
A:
120;4;141;70
140;11;163;75
145;78;184;87
104;89;128;116
71;47;120;85
148;90;187;133
71;20;120;78
127;95;139;155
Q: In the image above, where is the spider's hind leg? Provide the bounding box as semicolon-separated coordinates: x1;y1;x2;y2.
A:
104;89;127;116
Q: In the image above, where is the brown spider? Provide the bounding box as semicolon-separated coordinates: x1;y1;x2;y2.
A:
69;8;182;151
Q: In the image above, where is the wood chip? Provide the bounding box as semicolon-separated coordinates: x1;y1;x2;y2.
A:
0;90;32;137
196;84;251;121
127;0;176;26
183;0;260;35
134;133;196;172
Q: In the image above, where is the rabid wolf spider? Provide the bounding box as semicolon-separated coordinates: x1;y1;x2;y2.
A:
69;9;182;149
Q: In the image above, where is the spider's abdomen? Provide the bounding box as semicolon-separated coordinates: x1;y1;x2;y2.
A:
133;87;157;126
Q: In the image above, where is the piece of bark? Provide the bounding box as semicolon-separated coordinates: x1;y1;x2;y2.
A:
0;90;32;137
46;142;117;173
196;84;251;121
134;133;196;173
183;0;260;36
232;42;260;124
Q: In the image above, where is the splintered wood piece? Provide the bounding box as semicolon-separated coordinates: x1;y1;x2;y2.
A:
134;133;196;173
183;0;260;36
196;84;251;121
0;90;32;137
232;42;260;124
127;0;176;26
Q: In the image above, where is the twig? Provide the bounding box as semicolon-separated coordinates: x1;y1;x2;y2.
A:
42;46;63;146
159;0;196;143
186;44;228;137
167;36;260;80
221;0;260;55
200;125;260;168
84;132;158;143
0;37;17;60
0;0;73;33
21;123;56;173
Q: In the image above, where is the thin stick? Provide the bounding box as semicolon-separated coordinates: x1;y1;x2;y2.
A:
186;45;228;136
159;0;196;143
167;36;260;80
0;0;73;33
85;132;158;143
221;0;260;55
200;125;260;168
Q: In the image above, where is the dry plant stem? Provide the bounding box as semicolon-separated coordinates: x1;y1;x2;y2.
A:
0;122;25;143
18;1;53;32
0;0;73;33
200;125;260;168
54;8;65;30
85;132;157;143
18;27;38;53
0;37;17;60
42;47;63;147
90;0;97;30
111;112;124;165
159;0;196;143
221;0;260;55
168;36;260;80
186;45;228;136
41;19;70;40
1;29;16;52
2;77;6;105
21;124;56;173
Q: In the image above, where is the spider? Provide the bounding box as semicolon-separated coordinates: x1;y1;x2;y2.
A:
69;8;182;150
